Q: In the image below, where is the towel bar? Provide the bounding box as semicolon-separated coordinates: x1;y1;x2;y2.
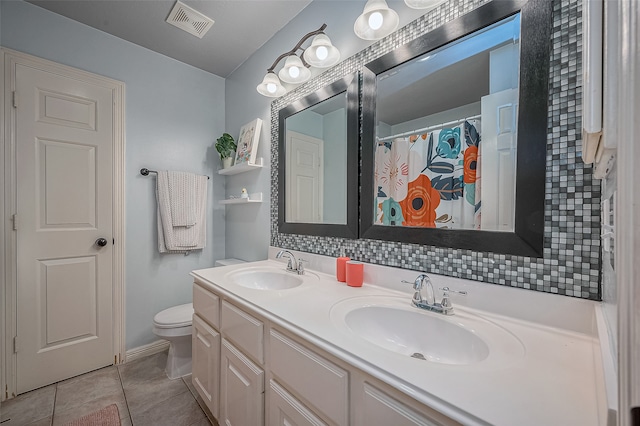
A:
140;168;209;179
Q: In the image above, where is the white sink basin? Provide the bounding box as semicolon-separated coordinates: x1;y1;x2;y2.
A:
330;296;524;366
227;267;316;290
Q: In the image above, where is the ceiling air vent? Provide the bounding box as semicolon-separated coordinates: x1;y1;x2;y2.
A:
166;1;214;39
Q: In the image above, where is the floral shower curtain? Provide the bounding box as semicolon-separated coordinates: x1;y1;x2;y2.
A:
375;119;481;230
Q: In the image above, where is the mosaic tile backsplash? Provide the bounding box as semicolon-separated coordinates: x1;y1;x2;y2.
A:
271;0;601;300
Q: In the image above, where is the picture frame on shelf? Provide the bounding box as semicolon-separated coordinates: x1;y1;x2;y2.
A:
234;118;262;166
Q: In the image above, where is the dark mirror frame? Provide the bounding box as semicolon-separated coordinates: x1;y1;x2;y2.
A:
278;73;359;239
361;0;552;257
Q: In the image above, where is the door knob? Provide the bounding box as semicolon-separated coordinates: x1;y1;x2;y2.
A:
95;238;108;247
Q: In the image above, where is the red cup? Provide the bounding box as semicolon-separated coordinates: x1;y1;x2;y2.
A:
336;256;350;282
346;261;364;287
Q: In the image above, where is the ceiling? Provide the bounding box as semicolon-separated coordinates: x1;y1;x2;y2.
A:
24;0;313;78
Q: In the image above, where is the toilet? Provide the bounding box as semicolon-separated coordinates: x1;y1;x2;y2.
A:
152;258;245;379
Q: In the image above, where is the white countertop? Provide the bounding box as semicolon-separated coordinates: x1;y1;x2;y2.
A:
192;251;607;426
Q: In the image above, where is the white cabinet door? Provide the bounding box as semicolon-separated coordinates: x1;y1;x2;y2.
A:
270;329;348;426
268;380;327;426
354;379;460;426
192;314;220;418
221;338;264;426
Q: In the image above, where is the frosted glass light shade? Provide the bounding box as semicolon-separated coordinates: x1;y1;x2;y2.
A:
278;55;311;84
354;0;399;40
257;72;286;97
404;0;445;9
303;34;341;68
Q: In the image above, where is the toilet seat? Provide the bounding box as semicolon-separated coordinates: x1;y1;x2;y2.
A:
153;303;193;329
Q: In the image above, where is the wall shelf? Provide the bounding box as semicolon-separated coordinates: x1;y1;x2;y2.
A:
218;158;263;176
219;193;263;205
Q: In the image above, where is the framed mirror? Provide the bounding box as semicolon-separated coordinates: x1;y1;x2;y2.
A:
361;0;551;257
278;73;359;238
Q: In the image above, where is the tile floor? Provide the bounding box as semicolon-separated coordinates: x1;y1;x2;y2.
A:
0;351;216;426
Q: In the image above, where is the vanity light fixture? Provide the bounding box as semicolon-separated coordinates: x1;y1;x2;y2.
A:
303;34;341;68
256;24;341;97
278;55;311;84
257;72;286;97
354;0;399;40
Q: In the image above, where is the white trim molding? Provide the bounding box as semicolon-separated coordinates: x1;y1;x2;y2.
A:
125;340;170;364
0;48;126;399
611;0;640;423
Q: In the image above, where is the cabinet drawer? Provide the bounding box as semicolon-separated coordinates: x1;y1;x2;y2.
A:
221;300;264;364
269;380;327;426
270;329;348;426
193;283;220;329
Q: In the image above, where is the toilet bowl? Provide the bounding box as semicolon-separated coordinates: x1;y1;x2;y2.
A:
153;303;194;379
152;258;245;379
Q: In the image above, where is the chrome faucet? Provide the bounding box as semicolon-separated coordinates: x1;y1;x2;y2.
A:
402;274;467;315
275;250;306;275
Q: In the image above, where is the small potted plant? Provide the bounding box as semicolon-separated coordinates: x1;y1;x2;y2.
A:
215;133;237;169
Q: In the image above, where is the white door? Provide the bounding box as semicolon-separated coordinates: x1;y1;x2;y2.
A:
286;131;323;223
14;61;115;393
480;88;519;231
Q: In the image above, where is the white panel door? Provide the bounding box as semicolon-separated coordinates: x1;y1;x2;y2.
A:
15;62;114;393
286;131;323;223
480;88;519;231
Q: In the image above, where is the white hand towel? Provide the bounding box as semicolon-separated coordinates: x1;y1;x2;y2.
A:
168;171;197;227
156;171;208;253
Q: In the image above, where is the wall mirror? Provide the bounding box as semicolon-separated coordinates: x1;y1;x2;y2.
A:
361;0;551;257
278;73;359;238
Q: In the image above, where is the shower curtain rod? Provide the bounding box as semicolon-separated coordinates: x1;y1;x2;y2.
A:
140;168;210;179
377;114;481;143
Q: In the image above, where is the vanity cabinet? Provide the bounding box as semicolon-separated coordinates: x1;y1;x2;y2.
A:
192;279;458;426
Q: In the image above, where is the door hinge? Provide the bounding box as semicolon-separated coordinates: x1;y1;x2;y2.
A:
13;336;19;353
12;91;18;108
11;214;18;230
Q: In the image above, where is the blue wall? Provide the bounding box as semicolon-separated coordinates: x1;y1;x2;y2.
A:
2;0;227;350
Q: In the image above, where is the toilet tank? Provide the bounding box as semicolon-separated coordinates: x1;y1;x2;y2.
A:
214;258;245;267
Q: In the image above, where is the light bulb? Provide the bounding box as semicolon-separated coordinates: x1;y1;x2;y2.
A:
288;66;300;78
368;11;383;30
315;46;328;61
266;83;277;94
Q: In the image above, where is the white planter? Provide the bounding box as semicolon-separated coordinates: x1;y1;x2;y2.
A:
222;157;233;169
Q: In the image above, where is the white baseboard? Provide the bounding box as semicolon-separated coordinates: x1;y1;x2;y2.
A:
124;339;169;363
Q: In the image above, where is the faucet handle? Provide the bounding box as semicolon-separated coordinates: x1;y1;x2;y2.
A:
401;279;422;290
297;258;307;274
439;287;467;311
439;286;467;296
